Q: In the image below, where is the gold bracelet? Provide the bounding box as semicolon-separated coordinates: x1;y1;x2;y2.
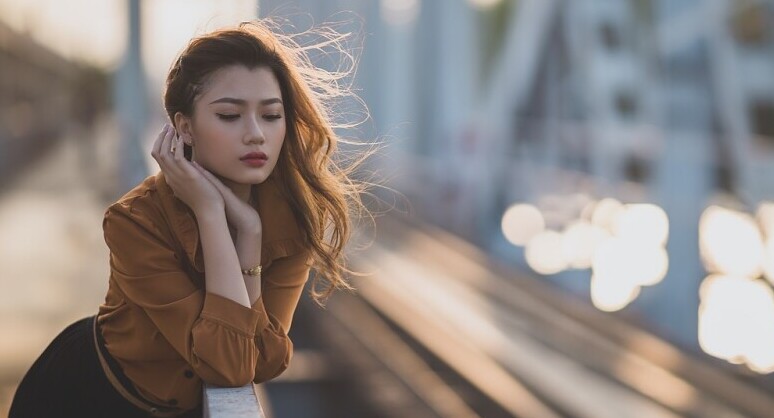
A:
241;264;262;277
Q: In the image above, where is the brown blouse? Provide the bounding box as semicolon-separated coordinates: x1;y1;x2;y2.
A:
95;171;312;416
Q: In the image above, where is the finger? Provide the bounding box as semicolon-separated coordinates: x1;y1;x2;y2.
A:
151;124;170;162
159;126;184;176
154;125;171;169
192;162;225;189
171;134;184;161
192;163;239;199
164;126;177;157
159;125;174;166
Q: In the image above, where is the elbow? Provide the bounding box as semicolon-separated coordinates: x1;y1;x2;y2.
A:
252;366;287;384
253;343;293;384
224;372;256;387
250;330;295;384
252;365;288;384
201;367;256;387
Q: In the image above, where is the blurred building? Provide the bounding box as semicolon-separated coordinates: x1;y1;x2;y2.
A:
0;19;109;187
258;0;774;379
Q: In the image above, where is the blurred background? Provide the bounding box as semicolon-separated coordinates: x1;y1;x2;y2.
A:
3;0;774;417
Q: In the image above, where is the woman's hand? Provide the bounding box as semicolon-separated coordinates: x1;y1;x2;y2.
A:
192;161;263;235
151;124;224;215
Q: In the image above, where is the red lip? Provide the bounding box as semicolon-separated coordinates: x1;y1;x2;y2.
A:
240;152;267;161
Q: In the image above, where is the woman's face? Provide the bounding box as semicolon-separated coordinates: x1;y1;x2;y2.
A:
181;64;286;186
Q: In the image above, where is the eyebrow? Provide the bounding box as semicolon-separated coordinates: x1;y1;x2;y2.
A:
208;97;283;106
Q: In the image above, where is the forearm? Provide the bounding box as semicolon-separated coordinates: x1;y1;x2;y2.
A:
235;229;262;305
196;207;251;308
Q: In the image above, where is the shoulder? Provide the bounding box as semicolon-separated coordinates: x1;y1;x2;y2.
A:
102;172;172;241
106;173;161;213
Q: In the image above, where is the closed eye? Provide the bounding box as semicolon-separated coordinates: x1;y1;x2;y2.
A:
264;114;282;121
216;113;240;121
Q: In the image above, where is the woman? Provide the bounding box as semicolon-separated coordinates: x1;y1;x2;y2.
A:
10;19;370;418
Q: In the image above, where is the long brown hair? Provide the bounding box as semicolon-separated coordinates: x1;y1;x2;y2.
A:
164;19;377;305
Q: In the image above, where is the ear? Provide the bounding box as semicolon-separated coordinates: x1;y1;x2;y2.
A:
173;112;195;146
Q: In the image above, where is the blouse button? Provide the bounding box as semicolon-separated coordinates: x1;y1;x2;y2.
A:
184;369;194;378
149;407;159;414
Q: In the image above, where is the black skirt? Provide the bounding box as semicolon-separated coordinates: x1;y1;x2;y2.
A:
8;315;202;418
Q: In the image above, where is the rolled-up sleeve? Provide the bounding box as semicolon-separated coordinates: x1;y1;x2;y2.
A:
103;200;266;387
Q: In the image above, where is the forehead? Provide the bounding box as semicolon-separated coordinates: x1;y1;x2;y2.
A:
198;65;282;103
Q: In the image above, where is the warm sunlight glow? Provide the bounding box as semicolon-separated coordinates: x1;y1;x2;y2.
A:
699;206;764;278
142;0;258;86
501;203;545;246
0;0;127;68
0;0;258;73
525;230;567;275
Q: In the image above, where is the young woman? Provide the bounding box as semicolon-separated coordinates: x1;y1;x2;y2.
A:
10;19;370;418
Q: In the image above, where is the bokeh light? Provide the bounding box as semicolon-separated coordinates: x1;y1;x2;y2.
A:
761;239;774;286
590;273;641;312
525;230;568;275
561;221;609;269
614;204;669;247
591;198;625;232
755;201;774;238
501;203;545;246
699;206;764;278
699;274;774;372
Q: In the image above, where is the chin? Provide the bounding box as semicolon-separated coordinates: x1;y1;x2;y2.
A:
237;172;271;185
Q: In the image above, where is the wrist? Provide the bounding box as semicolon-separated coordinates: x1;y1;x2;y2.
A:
235;230;262;270
235;219;262;236
193;203;225;221
235;225;262;242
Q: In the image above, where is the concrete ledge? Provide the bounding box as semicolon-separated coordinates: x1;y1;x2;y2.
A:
203;383;266;418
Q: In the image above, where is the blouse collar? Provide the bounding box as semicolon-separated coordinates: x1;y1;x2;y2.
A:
153;171;303;272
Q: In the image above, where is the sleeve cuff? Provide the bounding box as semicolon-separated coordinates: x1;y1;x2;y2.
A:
251;294;271;333
201;292;268;337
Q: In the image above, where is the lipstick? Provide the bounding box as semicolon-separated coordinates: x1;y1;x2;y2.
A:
240;152;267;167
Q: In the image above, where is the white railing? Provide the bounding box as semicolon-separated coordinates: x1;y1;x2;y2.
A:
202;383;267;418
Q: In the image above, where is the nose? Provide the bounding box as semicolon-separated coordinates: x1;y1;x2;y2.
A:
245;116;265;145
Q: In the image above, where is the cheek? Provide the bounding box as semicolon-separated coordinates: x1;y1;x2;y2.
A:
198;118;228;137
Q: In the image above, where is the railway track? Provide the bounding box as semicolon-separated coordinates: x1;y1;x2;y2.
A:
320;215;774;418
